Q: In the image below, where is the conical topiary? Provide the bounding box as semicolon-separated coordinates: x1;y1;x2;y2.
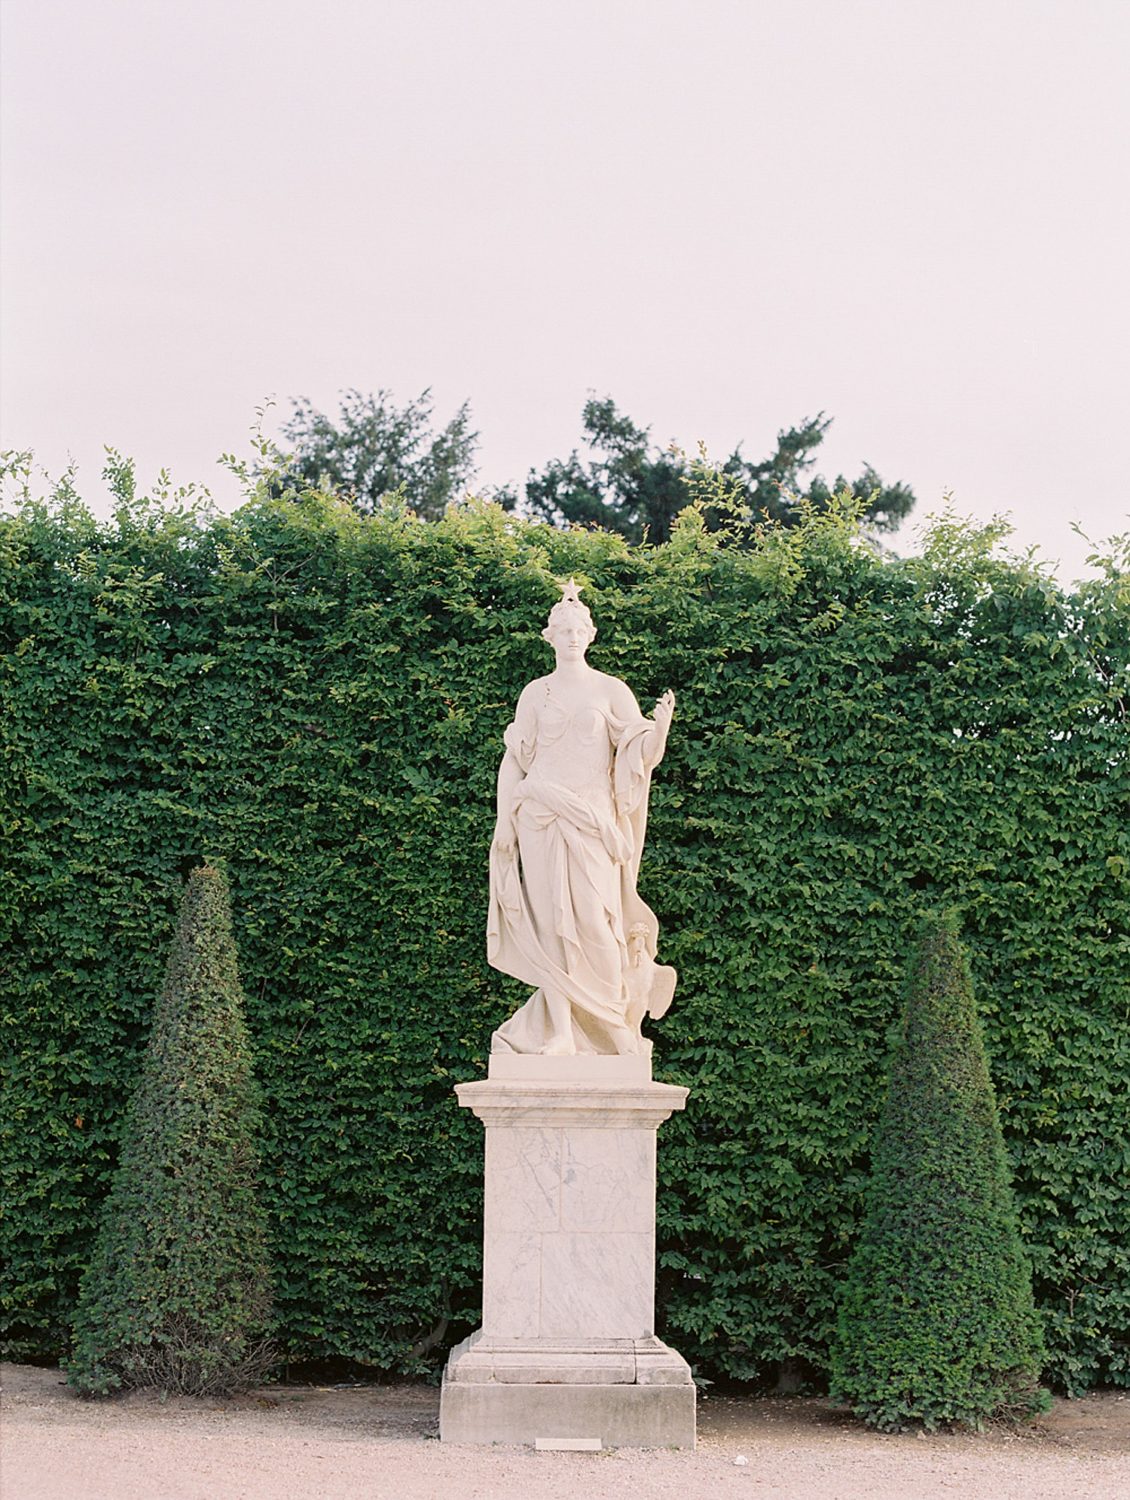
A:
830;912;1047;1430
67;864;274;1396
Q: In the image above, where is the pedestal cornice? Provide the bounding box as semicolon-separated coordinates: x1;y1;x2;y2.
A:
455;1078;688;1130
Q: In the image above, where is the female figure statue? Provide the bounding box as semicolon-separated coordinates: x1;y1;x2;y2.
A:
487;582;677;1055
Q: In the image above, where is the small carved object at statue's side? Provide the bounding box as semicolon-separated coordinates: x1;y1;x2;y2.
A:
487;581;677;1056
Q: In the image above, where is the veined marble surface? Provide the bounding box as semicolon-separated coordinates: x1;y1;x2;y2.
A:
560;1127;655;1233
539;1230;654;1339
476;1086;680;1344
443;1072;695;1447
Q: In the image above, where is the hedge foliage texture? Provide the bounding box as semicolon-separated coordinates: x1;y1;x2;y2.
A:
67;864;274;1396
831;913;1046;1429
2;475;1127;1391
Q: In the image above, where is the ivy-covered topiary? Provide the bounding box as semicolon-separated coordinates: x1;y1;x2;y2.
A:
66;864;274;1396
830;913;1048;1430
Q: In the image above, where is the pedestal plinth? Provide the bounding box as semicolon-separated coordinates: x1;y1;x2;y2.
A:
440;1054;695;1448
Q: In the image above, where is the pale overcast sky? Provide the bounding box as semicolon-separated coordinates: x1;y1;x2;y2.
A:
2;0;1128;583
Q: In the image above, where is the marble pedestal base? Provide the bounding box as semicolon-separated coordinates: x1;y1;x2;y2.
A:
440;1055;695;1449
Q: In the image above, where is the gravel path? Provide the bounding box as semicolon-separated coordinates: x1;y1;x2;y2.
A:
4;1363;1128;1500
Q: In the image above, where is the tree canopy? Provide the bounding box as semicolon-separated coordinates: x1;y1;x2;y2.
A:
278;388;478;521
525;398;916;544
276;390;915;542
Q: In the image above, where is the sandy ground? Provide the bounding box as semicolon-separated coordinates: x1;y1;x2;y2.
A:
3;1362;1128;1500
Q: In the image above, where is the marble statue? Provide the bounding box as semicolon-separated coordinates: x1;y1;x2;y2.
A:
487;581;677;1055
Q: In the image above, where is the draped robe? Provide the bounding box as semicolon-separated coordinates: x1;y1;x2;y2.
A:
487;692;676;1055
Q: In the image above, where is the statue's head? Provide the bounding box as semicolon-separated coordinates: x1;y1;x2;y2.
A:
542;578;596;649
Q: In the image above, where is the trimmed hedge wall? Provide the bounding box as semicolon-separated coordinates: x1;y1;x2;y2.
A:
2;481;1127;1391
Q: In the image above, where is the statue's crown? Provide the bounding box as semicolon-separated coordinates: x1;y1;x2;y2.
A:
543;576;595;639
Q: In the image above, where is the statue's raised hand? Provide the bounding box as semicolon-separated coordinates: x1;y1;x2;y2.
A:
653;689;676;730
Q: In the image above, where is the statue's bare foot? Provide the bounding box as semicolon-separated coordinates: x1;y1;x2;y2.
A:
539;1037;576;1056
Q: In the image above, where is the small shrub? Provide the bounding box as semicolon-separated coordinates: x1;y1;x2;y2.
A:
830;912;1047;1430
66;865;274;1396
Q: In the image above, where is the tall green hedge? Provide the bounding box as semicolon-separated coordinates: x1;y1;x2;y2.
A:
2;473;1127;1391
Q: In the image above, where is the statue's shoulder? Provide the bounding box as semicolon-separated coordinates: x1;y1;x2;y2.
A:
595;671;640;713
515;676;551;711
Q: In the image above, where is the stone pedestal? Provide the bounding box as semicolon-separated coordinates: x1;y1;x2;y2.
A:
440;1055;695;1448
